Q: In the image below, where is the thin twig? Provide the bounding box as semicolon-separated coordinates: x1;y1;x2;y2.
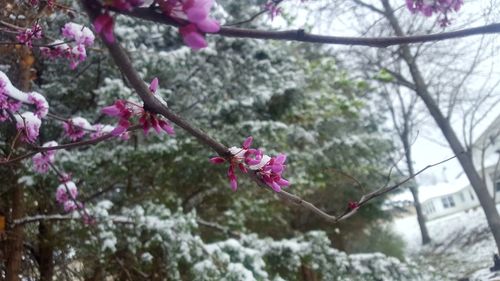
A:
0;125;141;165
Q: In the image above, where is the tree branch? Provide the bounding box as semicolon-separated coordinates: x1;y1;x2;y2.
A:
115;7;500;48
80;0;460;225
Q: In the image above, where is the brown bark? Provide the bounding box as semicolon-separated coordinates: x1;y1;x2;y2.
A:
5;181;24;281
6;44;32;281
300;263;319;281
381;0;500;254
38;222;54;281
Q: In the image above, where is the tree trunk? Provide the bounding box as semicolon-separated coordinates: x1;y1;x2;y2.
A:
38;221;54;281
381;0;500;254
6;44;33;281
409;185;431;244
5;182;24;281
402;129;431;244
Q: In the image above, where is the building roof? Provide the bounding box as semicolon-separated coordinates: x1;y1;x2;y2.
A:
388;173;470;204
418;174;470;203
473;113;500;148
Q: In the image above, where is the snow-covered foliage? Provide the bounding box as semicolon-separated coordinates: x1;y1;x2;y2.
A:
78;202;423;280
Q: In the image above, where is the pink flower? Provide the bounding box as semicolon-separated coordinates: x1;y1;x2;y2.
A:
210;136;290;192
348;201;359;211
139;112;175;136
406;0;463;24
61;22;95;47
15;112;41;143
158;119;175;135
264;1;282;20
227;165;238;191
55;180;78;204
102;99;174;137
159;0;219;49
259;153;289;192
179;24;207;50
0;78;25;121
32;141;58;174
28;92;49;118
93;13;115;43
102;100;133;136
102;100;131;118
149;77;159;93
63;117;92;141
111;118;131;136
16;23;43;48
183;0;220;32
63;200;80;212
90;124;114;139
209;156;225;164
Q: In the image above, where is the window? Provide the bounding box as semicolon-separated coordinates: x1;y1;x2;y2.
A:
428;202;435;213
469;191;475;200
496;180;500;192
459;192;465;202
442;196;455;209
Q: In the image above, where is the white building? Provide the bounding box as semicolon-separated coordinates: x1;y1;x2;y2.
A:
421;114;500;221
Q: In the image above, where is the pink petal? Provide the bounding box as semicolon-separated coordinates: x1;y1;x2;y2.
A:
180;25;207;50
242;136;253;149
103;25;115;43
159;120;175;135
271;164;283;173
186;7;209;23
149;77;159;93
230;178;238;191
101;105;121;116
270;181;281;192
238;163;247;173
93;14;111;33
150;116;162;134
277;178;289;186
196;18;220;33
209;157;225;164
111;125;127;136
275;154;287;165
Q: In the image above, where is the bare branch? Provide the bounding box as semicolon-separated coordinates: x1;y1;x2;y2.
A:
113;7;500;48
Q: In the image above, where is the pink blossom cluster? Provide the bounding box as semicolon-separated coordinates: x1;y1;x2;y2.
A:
159;0;220;49
32;141;58;173
63;117;93;141
0;71;48;142
16;23;43;48
406;0;463;26
101;78;175;136
93;0;219;49
210;137;290;192
264;1;282;21
15;112;42;143
55;179;83;212
62;117;117;141
0;79;22;122
40;22;95;69
93;0;145;43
